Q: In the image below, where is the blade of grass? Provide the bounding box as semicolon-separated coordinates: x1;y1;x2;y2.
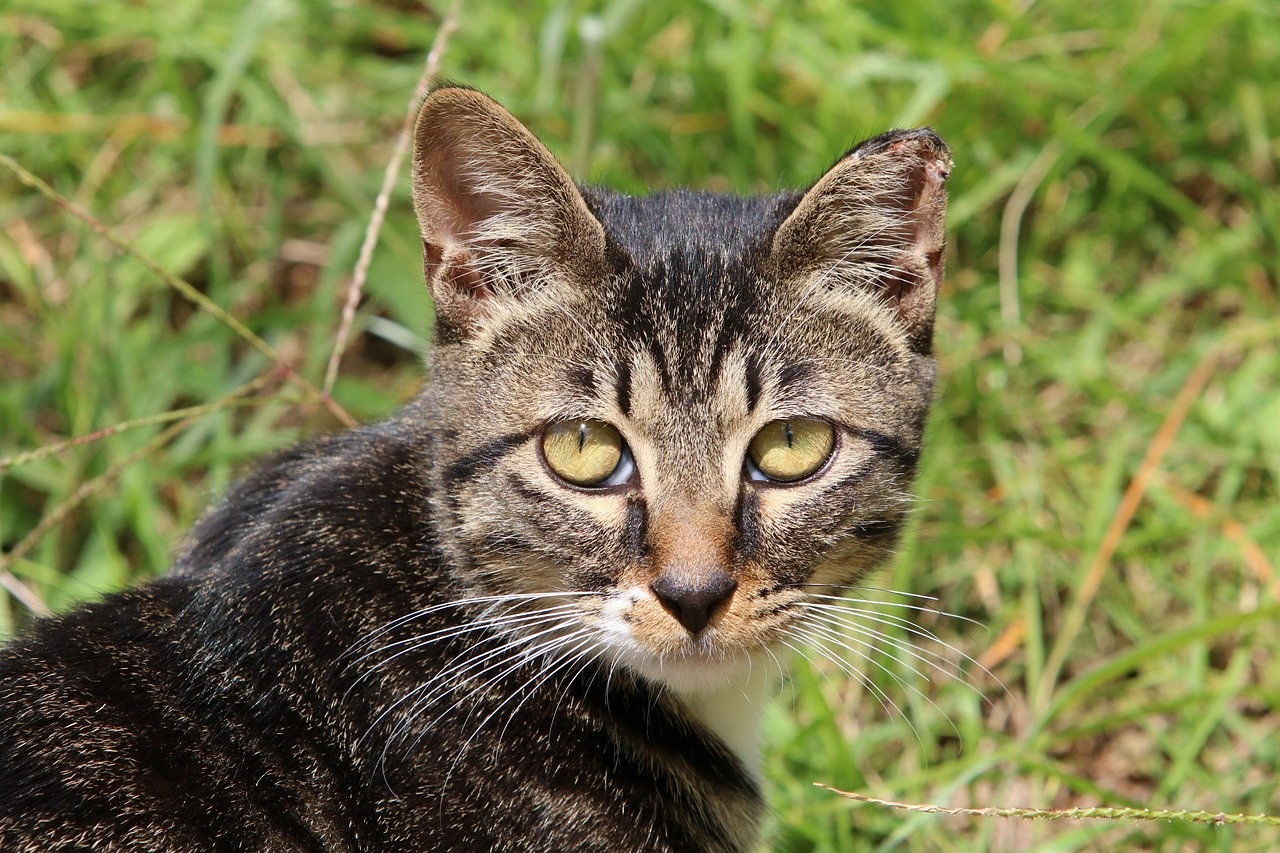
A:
0;392;297;472
1034;345;1220;713
194;0;286;293
816;784;1280;828
322;0;463;400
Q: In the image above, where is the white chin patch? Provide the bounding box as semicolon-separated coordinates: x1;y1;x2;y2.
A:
630;650;754;694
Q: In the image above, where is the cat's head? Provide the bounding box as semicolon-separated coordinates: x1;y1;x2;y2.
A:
410;86;950;693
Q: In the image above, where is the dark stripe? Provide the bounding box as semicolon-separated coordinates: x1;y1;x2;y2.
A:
647;338;673;396
615;358;632;417
733;486;761;558
506;473;553;509
777;361;813;395
844;425;920;469
566;366;596;394
623;495;647;560
444;433;527;486
910;322;935;355
706;325;736;398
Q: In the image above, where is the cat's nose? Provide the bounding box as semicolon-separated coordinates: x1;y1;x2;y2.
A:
650;570;737;634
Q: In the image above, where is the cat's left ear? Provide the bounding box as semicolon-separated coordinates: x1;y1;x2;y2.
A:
771;129;952;352
411;86;607;340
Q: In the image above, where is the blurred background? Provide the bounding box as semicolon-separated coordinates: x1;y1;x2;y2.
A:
2;1;1278;849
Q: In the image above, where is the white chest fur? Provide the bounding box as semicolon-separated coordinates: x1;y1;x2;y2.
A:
674;659;778;780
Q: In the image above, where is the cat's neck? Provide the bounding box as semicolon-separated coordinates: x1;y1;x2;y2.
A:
671;656;779;780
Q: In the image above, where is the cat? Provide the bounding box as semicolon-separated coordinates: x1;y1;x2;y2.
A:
0;86;950;851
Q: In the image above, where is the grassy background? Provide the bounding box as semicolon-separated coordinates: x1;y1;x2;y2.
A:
2;0;1278;849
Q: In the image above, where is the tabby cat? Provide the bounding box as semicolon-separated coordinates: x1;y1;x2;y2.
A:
0;87;950;851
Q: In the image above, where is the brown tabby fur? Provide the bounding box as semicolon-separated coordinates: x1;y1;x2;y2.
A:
0;86;950;851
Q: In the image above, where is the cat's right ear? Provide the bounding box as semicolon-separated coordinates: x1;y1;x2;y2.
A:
411;87;607;340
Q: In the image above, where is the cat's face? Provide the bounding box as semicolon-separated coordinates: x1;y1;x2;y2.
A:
412;87;949;694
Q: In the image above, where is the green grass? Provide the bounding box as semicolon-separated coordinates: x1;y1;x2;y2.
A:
2;0;1278;849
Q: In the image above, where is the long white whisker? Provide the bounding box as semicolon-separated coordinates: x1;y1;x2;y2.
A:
409;625;595;743
347;606;585;704
802;592;985;630
345;591;602;657
417;627;596;759
495;633;605;748
400;618;585;720
438;632;605;796
351;603;583;672
800;584;939;602
803;609;977;695
794;621;959;747
365;613;585;756
798;598;1001;688
787;627;922;748
780;635;911;744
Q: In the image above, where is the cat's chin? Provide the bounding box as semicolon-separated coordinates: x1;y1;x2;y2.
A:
607;644;762;695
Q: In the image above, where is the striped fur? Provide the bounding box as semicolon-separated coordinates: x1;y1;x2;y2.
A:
0;87;950;851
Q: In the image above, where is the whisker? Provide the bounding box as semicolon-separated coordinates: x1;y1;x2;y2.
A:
803;608;979;695
801;591;985;631
787;583;940;602
797;598;1002;690
495;633;605;748
349;603;583;672
364;614;586;757
788;626;924;748
345;590;602;658
779;635;913;745
793;621;961;747
418;627;597;756
346;606;585;707
405;624;595;743
438;633;605;797
403;618;584;716
799;600;950;646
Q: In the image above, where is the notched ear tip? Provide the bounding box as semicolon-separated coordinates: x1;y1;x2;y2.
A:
846;128;953;206
847;127;951;165
774;125;953;352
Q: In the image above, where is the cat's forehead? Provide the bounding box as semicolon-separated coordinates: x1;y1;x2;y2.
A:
581;188;798;261
578;189;804;405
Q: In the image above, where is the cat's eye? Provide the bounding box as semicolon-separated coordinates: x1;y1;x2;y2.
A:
541;419;635;488
745;417;835;483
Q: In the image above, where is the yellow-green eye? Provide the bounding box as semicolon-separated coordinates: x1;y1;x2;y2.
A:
746;418;835;483
541;419;633;487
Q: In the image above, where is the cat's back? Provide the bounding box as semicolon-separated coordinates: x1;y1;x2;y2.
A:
0;426;422;851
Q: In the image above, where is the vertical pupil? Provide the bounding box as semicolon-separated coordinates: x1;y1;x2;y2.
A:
577;422;587;453
783;421;794;448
